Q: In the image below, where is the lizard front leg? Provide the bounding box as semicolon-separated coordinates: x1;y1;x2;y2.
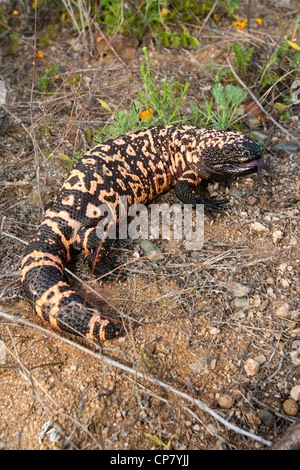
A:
175;170;227;212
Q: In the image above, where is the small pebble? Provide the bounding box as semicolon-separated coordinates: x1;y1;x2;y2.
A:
252;295;261;307
244;358;260;376
258;409;274;428
250;222;268;233
232;296;250;310
283;399;298;416
209;327;220;335
277;263;287;272
272;229;283;244
247;196;257;206
276;304;289;317
290;350;300;365
229;282;252;298
0;341;6;365
280;278;290;288
139;239;165;261
253;354;266;365
290;385;300;402
217;395;233;410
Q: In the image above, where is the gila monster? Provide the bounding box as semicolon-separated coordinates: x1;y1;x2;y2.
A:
21;125;266;342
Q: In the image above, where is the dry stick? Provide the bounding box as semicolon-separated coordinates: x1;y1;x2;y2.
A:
226;57;300;146
196;0;219;38
0;311;272;447
30;1;43;210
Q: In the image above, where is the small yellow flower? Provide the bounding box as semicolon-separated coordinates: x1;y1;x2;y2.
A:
37;50;44;58
255;18;263;25
12;10;20;16
233;18;247;31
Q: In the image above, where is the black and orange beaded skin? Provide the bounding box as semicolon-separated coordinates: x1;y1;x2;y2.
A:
21;125;264;342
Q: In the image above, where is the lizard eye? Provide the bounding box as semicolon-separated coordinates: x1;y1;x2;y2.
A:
223;147;233;156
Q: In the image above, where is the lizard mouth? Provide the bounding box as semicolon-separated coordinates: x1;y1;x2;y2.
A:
214;157;268;176
235;157;268;175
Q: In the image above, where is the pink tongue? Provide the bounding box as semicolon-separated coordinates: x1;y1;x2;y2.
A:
244;158;268;174
255;158;268;169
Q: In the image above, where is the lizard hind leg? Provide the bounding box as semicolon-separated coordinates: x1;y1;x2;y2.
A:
74;226;119;278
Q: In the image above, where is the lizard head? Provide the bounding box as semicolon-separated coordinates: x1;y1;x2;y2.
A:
189;129;267;179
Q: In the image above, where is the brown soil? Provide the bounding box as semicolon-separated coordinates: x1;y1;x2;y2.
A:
0;0;299;450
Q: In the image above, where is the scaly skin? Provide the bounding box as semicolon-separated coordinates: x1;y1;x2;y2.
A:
21;125;265;341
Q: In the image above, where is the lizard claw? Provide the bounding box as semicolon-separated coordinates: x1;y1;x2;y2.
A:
202;196;228;213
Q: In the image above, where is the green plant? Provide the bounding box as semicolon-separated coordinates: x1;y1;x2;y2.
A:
100;0;165;39
60;151;82;171
210;83;246;129
99;0;200;48
188;83;247;130
37;63;60;94
138;47;189;125
159;24;200;48
259;15;300;89
224;0;241;16
93;99;144;143
232;42;254;76
8;33;20;54
260;41;298;89
94;47;189;142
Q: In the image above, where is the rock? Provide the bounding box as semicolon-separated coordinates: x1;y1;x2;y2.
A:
247;117;261;128
232;296;250;310
277;262;287;272
247;196;257;206
253;354;266;365
258;409;274;428
139;239;165;261
246;102;260;117
250;222;268;233
272;229;283;244
95;33;139;62
0;80;7;105
252;131;268;142
229;282;252;297
273;141;300;153
283;399;298;416
290;350;300;365
209;327;220;335
290;385;300;402
252;295;261;307
276;304;290;317
244;358;260;376
229;189;243;198
0;341;6;364
280;279;290;288
217;395;233;409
